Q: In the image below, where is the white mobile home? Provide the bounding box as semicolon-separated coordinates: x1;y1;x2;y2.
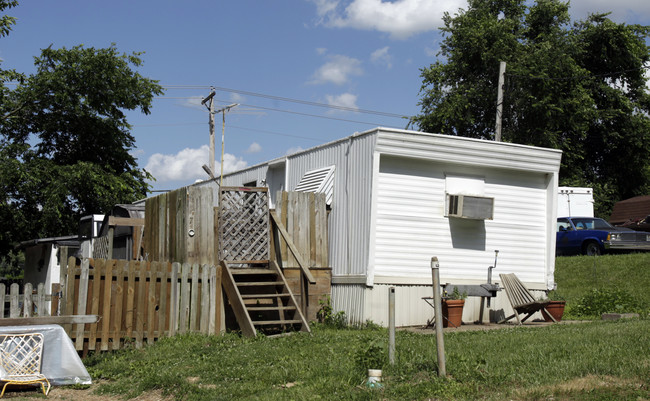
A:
222;128;562;326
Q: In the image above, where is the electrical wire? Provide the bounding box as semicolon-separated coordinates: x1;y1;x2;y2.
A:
159;84;408;118
151;95;407;127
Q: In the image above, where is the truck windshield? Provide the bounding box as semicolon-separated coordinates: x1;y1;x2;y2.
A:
571;218;612;230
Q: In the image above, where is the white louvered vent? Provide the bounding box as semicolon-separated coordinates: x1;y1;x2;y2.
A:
294;165;335;205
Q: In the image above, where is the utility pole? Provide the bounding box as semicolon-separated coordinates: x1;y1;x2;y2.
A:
216;103;239;186
494;61;506;142
201;88;216;178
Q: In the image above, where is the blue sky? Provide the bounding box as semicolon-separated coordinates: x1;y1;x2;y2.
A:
2;0;649;192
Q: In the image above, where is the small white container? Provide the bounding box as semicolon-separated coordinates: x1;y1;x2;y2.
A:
367;369;382;388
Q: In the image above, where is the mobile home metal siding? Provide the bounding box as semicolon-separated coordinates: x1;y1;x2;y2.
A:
375;129;561;174
221;165;269;188
372;156;550;285
286;133;377;277
370;129;561;287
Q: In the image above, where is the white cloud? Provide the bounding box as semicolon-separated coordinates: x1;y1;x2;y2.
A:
313;0;340;18
370;46;392;69
145;145;247;182
314;0;467;40
325;93;359;111
130;149;145;158
245;142;262;153
181;96;205;110
568;0;650;23
229;92;246;104
286;146;304;155
312;0;650;40
311;54;363;85
316;47;328;55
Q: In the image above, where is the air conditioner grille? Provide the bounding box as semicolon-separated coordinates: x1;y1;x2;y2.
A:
446;194;494;220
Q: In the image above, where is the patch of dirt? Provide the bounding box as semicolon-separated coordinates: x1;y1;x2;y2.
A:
0;382;173;401
510;374;648;400
554;375;644;392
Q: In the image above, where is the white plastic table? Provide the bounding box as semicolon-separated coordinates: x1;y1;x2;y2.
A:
0;324;91;385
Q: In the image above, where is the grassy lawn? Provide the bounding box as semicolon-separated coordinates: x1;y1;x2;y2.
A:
554;253;650;318
74;253;650;400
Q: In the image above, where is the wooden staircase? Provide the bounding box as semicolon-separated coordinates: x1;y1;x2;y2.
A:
221;261;310;337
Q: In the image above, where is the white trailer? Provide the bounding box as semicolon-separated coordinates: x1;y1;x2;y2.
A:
558;187;594;217
223;127;562;326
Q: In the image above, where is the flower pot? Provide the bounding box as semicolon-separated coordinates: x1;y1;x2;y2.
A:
442;299;465;328
542;300;566;322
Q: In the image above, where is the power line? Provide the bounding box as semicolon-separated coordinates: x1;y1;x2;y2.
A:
159;84;409;118
211;86;408;118
152;95;407;127
227;124;330;142
229;102;405;127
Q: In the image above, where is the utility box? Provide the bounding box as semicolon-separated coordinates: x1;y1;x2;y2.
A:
558;187;594;217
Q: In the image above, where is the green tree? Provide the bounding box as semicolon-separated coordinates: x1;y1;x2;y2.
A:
1;45;163;251
411;0;650;217
0;0;17;38
1;0;164;264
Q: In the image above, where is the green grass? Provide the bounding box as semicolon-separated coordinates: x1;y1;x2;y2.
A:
79;253;650;400
85;321;650;400
554;253;650;318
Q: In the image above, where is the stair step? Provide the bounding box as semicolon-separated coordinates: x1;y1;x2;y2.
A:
236;281;284;287
247;305;296;312
252;319;302;326
230;268;274;275
241;293;291;299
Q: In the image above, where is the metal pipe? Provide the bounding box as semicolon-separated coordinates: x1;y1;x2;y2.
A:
431;257;446;377
388;287;395;365
487;250;499;307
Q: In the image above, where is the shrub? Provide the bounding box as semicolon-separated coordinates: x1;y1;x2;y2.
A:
572;288;642;317
315;295;347;328
353;339;386;374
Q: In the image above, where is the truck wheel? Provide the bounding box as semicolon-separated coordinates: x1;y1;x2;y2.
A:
583;241;601;256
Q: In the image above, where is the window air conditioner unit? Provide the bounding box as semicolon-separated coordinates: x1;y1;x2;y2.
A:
446;194;494;220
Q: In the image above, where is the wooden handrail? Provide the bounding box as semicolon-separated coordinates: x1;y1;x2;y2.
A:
269;210;316;284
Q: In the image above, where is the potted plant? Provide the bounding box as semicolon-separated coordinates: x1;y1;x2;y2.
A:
442;287;467;328
542;291;566;322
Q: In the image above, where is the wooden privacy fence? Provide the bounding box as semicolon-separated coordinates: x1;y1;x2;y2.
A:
144;184;216;264
60;257;221;352
274;191;328;269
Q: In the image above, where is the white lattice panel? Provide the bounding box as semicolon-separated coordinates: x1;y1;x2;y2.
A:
218;188;269;262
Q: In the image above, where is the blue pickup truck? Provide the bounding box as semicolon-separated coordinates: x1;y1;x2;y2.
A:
556;217;650;256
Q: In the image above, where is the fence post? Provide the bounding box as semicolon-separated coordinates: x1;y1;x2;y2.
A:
23;283;33;317
37;283;46;316
9;283;19;318
0;283;5;318
431;257;446;377
388;287;395;365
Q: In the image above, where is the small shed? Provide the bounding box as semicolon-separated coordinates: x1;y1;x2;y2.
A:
20;235;80;295
221;127;562;326
609;195;650;230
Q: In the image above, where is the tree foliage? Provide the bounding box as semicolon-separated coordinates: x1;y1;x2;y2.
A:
411;0;650;217
0;0;17;38
0;3;163;257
